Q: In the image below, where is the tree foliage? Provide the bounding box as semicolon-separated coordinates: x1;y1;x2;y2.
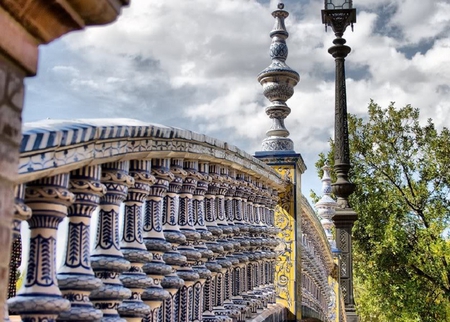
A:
314;101;450;321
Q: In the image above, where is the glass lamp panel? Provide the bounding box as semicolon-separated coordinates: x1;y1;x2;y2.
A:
325;0;353;9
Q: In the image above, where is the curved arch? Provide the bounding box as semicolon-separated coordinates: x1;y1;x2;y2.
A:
19;119;284;190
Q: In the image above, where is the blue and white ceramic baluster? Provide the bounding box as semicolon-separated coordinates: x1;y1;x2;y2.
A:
250;181;267;312
268;189;279;304
204;164;222;239
143;158;180;322
233;173;256;316
90;161;134;321
142;159;173;322
161;158;187;322
8;174;75;322
6;185;32;321
211;166;235;321
193;161;213;244
191;161;213;322
201;164;225;322
161;158;188;281
225;174;248;320
12;184;32;239
224;169;239;240
216;167;241;320
57;166;106;321
215;166;231;237
118;160;156;321
260;187;273;306
177;160;203;322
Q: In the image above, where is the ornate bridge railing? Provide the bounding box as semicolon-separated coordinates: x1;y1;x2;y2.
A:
300;196;345;322
7;119;289;322
6;118;346;322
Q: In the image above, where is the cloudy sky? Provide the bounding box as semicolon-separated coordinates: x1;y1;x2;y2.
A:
22;0;450;200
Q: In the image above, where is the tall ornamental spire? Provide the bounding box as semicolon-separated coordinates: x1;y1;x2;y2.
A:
257;2;300;152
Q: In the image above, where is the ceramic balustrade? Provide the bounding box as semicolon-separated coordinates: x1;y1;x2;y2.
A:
8;168;281;322
10;120;301;322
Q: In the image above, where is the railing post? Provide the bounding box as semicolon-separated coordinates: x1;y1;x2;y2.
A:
57;166;106;321
90;161;134;321
191;161;213;322
202;164;226;322
119;160;155;321
161;158;187;322
207;164;232;320
142;158;173;322
6;184;32;320
4;184;32;322
8;174;75;321
177;160;203;321
144;158;184;322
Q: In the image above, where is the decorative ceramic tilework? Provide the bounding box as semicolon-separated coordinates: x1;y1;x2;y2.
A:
19;119;284;190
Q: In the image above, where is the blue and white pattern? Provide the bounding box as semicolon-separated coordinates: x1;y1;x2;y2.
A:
19;119;283;190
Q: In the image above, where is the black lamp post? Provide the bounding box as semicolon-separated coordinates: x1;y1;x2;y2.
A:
322;1;358;321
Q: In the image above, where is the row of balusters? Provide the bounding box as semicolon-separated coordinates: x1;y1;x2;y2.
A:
7;158;281;322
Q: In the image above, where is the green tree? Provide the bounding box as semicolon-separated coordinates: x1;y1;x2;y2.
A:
314;101;450;321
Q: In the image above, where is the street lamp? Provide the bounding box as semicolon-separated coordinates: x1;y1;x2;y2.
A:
322;1;358;321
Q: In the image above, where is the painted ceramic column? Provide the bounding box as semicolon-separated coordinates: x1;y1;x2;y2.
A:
201;165;226;322
142;158;173;322
90;161;134;321
269;189;280;305
57;166;106;321
264;186;278;305
161;159;187;276
213;165;235;320
8;174;75;321
6;185;32;321
191;161;214;322
215;166;231;236
12;184;32;239
252;182;270;311
177;160;202;321
205;165;222;238
229;173;251;317
193;161;213;243
216;167;241;320
233;172;248;237
161;158;187;322
224;169;239;240
118;160;156;321
6;184;32;319
232;172;249;300
223;169;251;321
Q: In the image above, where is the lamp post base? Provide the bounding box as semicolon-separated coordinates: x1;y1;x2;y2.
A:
346;306;359;322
